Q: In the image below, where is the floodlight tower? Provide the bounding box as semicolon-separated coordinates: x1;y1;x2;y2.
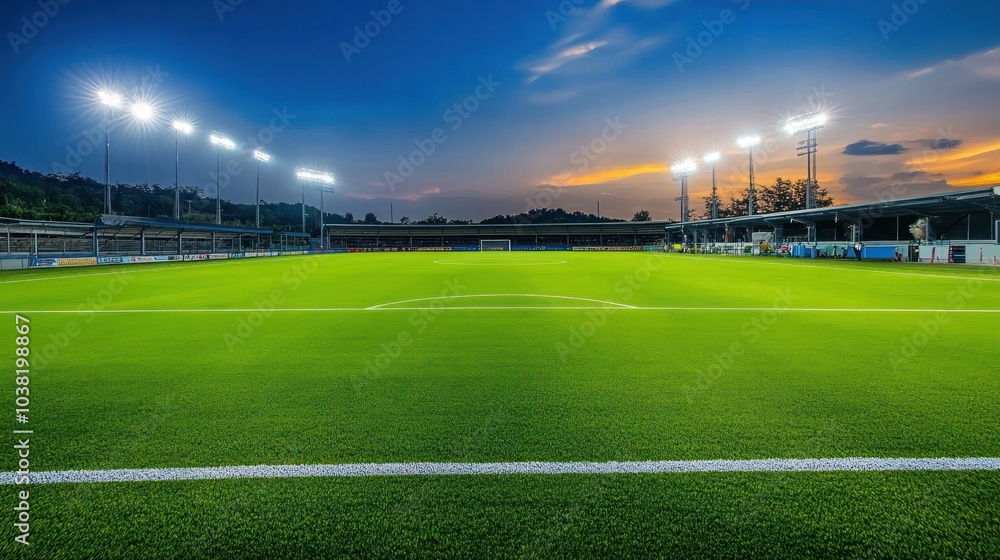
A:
173;121;194;220
253;149;271;227
671;160;696;223
737;135;762;216
98;90;123;214
786;112;827;210
296;169;336;244
209;133;236;224
704;152;721;220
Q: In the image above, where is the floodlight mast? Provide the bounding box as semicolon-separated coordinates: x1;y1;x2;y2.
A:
787;112;826;217
737;135;762;216
173;121;194;220
296;169;336;243
210;133;236;224
253;149;271;228
704;152;721;220
99;90;123;214
671;160;696;223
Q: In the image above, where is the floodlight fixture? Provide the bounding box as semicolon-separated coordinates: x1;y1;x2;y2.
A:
210;133;236;150
173;120;194;134
99;90;123;108
130;102;155;122
703;151;721;163
296;169;336;185
785;112;827;135
253;148;271;163
737;134;762;149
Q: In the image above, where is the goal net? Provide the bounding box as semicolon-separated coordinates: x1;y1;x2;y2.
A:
480;240;512;252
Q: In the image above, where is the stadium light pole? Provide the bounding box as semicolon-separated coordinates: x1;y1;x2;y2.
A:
670;160;696;223
253;149;271;228
296;169;336;245
704;152;721;220
786;112;827;211
98;90;123;214
172;121;194;220
209;133;236;224
737;135;762;216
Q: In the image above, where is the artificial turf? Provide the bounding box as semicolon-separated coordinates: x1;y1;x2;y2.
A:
0;252;998;557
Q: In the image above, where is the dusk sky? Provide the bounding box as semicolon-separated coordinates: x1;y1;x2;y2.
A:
1;0;999;221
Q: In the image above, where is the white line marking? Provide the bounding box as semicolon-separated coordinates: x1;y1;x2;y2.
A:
703;256;1000;282
367;294;637;310
5;457;998;485
433;258;568;266
2;307;999;314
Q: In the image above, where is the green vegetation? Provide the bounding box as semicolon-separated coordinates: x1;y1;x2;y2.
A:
0;253;997;557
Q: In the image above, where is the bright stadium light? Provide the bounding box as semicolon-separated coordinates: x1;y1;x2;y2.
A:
209;133;236;150
737;134;762;215
703;151;721;163
670;160;697;176
253;148;271;163
210;132;236;225
737;134;762;149
173;120;194;134
99;90;123;108
786;112;827;217
785;112;827;135
172;121;195;220
130;102;155;122
296;169;335;185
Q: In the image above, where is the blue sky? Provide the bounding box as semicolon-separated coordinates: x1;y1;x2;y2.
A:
1;0;999;221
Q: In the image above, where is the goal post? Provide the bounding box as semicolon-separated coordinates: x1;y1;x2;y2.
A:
480;239;512;252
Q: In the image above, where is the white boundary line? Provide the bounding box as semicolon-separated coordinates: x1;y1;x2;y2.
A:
367;294;637;310
434;258;568;266
3;307;999;314
5;457;998;485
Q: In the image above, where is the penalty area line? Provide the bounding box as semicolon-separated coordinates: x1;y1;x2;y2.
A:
4;457;999;485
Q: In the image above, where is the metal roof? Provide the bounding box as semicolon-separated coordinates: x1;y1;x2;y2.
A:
664;187;1000;230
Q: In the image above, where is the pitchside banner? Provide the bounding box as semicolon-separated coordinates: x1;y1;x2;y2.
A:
29;257;98;268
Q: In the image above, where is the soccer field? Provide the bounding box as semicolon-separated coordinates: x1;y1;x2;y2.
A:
2;253;999;558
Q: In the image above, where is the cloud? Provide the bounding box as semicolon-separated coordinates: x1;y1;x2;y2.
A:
544;163;668;187
841;171;954;200
869;123;890;129
912;138;963;150
843;140;907;156
906;45;1000;81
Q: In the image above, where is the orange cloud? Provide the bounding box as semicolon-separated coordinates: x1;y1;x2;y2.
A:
545;163;669;187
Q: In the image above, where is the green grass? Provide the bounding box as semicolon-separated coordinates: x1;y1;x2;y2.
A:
1;253;998;557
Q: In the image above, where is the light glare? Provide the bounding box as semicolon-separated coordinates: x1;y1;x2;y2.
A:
99;90;123;108
296;169;336;185
173;121;194;134
131;102;155;121
671;160;697;174
737;134;762;149
253;149;271;163
785;112;827;135
703;152;721;163
210;133;236;150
